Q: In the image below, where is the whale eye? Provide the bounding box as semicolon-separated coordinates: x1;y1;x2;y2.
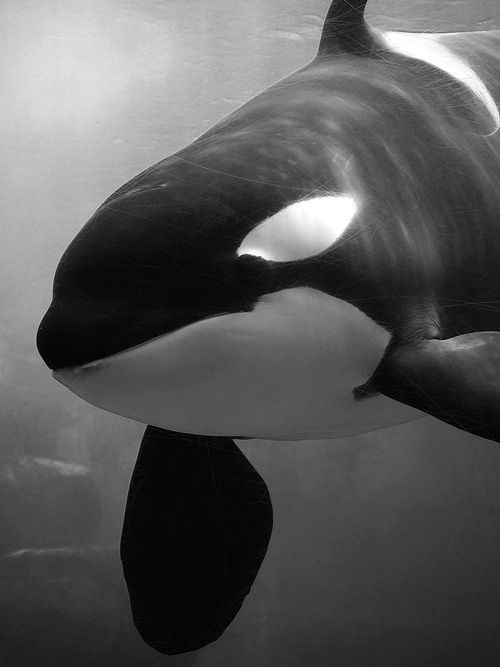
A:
237;195;357;261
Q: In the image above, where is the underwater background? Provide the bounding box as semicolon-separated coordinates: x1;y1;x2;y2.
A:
2;1;500;665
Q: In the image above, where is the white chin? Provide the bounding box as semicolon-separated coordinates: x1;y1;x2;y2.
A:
54;287;423;441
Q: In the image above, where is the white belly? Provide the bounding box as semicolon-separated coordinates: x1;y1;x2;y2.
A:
54;287;423;440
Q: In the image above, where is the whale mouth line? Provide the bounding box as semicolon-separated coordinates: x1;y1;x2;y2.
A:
47;287;428;440
53;362;105;382
51;307;238;379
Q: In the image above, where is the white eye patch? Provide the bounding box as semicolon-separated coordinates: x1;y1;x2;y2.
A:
237;195;357;261
384;31;500;135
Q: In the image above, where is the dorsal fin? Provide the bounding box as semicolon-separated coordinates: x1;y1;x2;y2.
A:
318;0;378;56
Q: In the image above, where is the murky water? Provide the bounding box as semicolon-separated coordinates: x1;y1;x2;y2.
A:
2;1;500;665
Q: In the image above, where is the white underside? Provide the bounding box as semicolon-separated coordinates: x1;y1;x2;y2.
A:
54;287;424;440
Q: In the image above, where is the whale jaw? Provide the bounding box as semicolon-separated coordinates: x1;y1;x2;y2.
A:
54;288;424;441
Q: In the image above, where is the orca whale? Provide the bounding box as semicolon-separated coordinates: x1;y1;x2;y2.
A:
37;0;500;655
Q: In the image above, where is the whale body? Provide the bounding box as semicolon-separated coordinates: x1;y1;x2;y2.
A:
37;0;500;655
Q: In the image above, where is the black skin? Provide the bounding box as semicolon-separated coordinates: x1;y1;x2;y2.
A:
36;0;500;654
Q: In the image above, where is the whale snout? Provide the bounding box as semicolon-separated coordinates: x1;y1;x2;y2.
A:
36;187;254;371
37;297;213;371
37;301;125;371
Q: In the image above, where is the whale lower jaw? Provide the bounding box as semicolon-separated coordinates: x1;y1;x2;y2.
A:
54;287;424;440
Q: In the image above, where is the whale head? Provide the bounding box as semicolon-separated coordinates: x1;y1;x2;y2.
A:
37;0;498;440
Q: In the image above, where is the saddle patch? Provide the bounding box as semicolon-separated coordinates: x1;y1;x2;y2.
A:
384;31;500;135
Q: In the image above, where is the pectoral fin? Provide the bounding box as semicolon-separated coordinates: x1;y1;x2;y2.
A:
356;332;500;443
120;427;273;655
